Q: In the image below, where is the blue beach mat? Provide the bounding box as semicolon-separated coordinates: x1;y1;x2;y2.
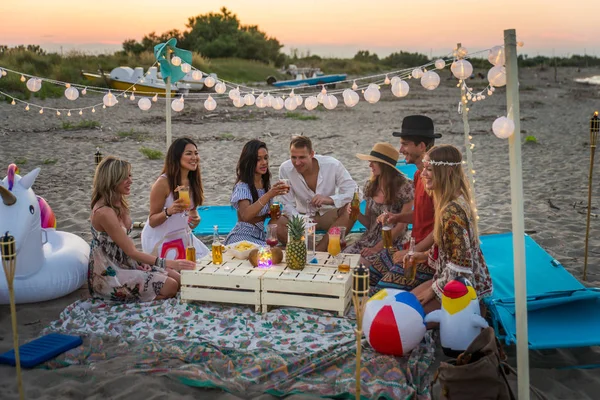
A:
480;233;600;350
0;333;82;368
193;162;418;236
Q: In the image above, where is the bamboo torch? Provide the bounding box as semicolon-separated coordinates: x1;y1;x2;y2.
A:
94;148;103;166
583;111;599;281
352;265;369;400
1;231;24;400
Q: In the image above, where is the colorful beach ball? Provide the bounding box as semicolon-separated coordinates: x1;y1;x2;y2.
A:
362;289;426;356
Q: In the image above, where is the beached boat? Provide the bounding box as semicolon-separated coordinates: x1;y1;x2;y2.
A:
267;66;347;88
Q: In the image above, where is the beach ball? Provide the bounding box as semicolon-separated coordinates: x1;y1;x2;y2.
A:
363;289;426;356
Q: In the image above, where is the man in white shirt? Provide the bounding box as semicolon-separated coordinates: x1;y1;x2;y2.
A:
275;136;358;251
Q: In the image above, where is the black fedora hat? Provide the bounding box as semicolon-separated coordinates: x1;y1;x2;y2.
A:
392;115;442;139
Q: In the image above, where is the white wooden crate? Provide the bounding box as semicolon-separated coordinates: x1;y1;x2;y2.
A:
180;254;268;312
261;253;360;316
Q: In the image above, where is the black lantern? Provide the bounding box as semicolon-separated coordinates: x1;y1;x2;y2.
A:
94;148;103;166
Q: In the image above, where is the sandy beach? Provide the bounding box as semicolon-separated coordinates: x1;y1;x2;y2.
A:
1;66;600;399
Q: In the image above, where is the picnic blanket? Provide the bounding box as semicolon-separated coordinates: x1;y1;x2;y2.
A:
41;298;436;399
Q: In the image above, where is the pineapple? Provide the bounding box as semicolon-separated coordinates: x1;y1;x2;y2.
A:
286;215;307;270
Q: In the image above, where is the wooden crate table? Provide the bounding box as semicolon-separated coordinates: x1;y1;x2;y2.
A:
180;254;268;312
261;252;360;316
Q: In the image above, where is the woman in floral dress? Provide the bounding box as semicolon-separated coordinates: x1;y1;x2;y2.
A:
88;156;195;302
405;145;493;314
344;143;414;257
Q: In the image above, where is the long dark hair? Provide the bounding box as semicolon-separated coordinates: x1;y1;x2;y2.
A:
161;137;204;206
364;162;408;205
236;139;271;202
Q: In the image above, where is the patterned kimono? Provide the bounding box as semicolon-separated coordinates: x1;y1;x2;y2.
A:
429;196;493;300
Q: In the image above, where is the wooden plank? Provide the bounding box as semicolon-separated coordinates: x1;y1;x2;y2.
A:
262;278;345;296
182;286;260;306
182;273;261;290
262;292;345;314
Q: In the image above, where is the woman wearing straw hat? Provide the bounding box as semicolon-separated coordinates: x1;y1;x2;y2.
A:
344;143;414;258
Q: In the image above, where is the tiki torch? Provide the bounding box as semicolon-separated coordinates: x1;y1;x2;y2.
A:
94;147;103;166
583;111;599;281
352;265;369;400
1;231;24;400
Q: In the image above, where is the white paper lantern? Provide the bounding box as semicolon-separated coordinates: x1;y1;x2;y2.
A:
487;65;506;87
65;87;79;101
390;76;401;86
265;94;274;107
456;47;468;58
316;92;325;103
171;98;184;112
204;76;216;88
232;96;245;108
364;87;381;104
26;78;42;92
0;69;4;78
272;97;284;110
492;116;515;139
284;96;298;111
488;46;505;66
344;90;359;107
192;70;202;80
435;59;446;70
391;80;410;97
411;68;424;79
451;60;473;80
103;92;118;107
304;96;318;110
322;94;338;110
204;95;217;111
244;94;255;106
255;94;267;108
171;56;182;66
421;71;441;90
215;81;226;94
138;97;151;111
181;63;191;73
229;88;240;100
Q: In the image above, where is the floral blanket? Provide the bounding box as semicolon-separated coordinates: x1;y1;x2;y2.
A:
42;298;436;399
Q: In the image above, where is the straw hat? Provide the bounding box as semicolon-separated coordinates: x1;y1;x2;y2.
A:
356;142;400;170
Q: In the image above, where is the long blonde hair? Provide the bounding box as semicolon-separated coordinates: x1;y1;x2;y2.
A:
425;145;478;246
91;156;130;217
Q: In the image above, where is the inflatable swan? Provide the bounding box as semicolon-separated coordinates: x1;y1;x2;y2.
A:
0;164;89;304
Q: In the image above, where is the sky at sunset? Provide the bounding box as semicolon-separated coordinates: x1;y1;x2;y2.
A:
0;0;597;58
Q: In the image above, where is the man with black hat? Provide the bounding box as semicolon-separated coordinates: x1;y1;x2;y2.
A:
368;115;440;298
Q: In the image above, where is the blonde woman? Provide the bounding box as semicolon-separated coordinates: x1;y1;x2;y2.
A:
405;145;492;313
88;156;195;302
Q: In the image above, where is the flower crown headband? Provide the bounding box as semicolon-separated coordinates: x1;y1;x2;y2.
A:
423;159;463;166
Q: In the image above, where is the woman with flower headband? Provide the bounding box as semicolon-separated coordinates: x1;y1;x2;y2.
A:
405;144;492;313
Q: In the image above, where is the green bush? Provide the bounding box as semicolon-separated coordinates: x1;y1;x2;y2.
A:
285;112;318;121
140;147;163;160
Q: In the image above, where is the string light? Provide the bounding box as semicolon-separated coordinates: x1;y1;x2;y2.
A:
79;110;83;116
11;99;15;105
39;108;43;114
25;104;30;111
67;111;71;116
56;110;61;116
20;75;26;82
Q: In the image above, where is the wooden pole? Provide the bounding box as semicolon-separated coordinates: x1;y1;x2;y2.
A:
583;111;599;281
166;75;172;152
504;28;530;400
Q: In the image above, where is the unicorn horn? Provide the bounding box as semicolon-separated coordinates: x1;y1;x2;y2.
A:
0;186;16;205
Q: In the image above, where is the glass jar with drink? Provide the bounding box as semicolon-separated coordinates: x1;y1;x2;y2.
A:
266;224;279;247
327;227;342;266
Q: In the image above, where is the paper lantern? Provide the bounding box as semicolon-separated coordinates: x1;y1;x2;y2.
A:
65;87;79;101
138;97;151;111
204;76;216;88
421;71;440;90
284;96;298;111
103;92;118;107
232;96;245;108
228;88;240;100
363;289;426;356
204;95;217;111
411;68;424;79
435;59;446;69
304;96;318;110
265;94;274;107
451;59;473;80
255;94;267;108
488;46;505;66
170;56;182;66
191;70;202;80
272;97;284;110
390;76;401;86
26;78;42;92
215;81;226;94
364;87;380;104
456;46;468;58
391;80;410;97
181;63;191;73
171;98;184;112
316;92;325;104
244;94;256;106
343;90;359;107
295;95;303;107
487;65;506;87
322;94;338;110
492;116;515;139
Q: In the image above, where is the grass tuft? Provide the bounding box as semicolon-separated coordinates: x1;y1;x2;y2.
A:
139;147;163;160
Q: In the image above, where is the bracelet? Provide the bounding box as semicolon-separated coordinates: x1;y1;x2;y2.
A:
154;256;159;266
258;198;265;207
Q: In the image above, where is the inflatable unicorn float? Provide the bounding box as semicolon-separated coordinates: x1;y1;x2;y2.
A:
0;164;89;304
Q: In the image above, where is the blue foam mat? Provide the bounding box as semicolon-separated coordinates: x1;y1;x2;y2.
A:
480;233;600;349
193;162;418;236
0;333;83;368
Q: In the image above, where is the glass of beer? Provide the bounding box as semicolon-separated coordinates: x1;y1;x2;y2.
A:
279;179;291;194
382;226;393;249
270;201;281;220
212;243;223;265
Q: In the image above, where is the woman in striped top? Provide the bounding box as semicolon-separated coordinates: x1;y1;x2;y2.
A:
224;140;288;245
